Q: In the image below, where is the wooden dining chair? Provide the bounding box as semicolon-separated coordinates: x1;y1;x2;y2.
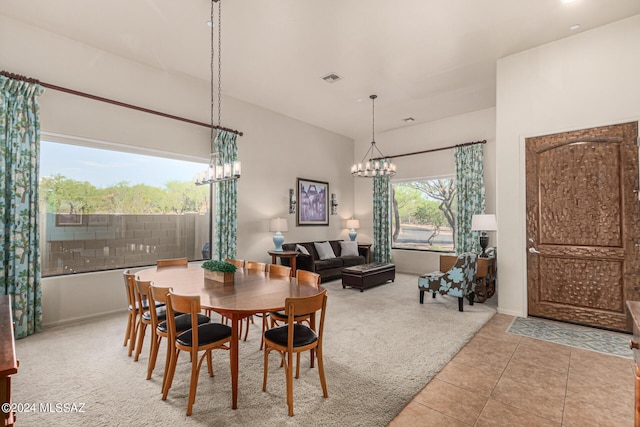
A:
246;261;266;271
123;270;143;357
225;258;246;268
157;257;188;268
133;279;151;362
134;279;162;362
256;264;293;349
268;264;292;278
231;261;266;341
163;291;232;416
295;270;321;287
263;289;328;416
270;270;320;328
149;284;210;391
269;270;321;365
216;259;248;331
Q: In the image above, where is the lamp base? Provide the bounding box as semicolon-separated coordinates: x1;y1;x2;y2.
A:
479;234;489;258
273;232;285;252
349;230;357;241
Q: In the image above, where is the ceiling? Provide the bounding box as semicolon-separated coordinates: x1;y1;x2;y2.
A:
2;0;640;140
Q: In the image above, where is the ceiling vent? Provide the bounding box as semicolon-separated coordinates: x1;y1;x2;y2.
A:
321;73;342;83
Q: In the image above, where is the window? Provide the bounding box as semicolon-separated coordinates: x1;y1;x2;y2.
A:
391;177;456;252
39;140;211;276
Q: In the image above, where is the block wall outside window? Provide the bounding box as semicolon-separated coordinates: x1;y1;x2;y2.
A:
39;140;211;277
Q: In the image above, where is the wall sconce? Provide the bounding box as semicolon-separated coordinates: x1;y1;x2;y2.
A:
330;193;338;215
289;188;296;214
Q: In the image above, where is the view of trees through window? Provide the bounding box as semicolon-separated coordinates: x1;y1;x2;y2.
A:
391;177;456;252
39;141;211;276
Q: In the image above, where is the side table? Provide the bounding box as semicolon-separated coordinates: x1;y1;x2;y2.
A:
357;243;372;263
268;250;298;277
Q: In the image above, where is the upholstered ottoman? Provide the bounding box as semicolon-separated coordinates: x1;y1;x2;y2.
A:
342;263;395;292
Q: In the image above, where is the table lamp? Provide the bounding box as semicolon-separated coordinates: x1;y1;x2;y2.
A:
269;218;288;251
346;218;360;241
471;214;497;257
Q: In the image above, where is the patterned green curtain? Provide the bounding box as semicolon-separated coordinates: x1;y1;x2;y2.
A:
0;75;44;339
213;130;238;260
454;144;485;254
372;174;391;263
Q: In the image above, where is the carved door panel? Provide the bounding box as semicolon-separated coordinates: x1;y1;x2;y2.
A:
526;122;639;332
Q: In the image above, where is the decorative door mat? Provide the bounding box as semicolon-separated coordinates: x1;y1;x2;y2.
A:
508;316;632;359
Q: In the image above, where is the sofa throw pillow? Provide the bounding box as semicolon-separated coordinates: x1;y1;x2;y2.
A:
295;244;310;256
340;241;359;256
314;241;336;260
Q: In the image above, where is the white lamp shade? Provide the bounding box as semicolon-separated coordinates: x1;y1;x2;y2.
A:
471;214;497;231
269;217;288;232
346;219;360;229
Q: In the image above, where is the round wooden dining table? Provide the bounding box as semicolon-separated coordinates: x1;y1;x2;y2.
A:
136;263;323;409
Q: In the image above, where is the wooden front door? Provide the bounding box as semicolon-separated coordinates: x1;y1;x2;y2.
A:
526;121;639;332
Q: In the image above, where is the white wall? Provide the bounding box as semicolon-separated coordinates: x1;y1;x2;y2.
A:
496;14;640;317
0;15;354;327
354;107;497;275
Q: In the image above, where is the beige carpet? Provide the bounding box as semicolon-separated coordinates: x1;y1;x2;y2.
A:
12;273;495;426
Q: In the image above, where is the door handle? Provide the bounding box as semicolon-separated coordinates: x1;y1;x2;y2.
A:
528;247;540;254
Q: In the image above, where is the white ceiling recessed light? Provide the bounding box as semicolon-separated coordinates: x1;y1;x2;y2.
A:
321;73;342;84
207;21;214;27
561;0;576;4
570;24;581;30
403;117;415;123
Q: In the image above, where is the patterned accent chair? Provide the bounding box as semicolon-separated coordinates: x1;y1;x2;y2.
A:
418;252;478;312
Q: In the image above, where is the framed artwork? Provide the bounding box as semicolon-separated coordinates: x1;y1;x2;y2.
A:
297;178;329;226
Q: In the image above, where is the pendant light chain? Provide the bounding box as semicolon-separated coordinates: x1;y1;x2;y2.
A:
195;0;241;186
209;0;215;154
371;94;375;145
217;0;222;129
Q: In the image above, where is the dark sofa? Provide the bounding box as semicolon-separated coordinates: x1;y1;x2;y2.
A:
281;240;369;282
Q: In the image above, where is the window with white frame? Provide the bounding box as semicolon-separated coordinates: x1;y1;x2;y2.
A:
39;140;211;276
391;176;456;252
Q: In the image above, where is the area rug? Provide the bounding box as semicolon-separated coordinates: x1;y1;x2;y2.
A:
12;273;495;426
508;316;632;359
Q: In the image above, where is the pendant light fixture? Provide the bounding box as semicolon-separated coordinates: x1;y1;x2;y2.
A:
195;0;241;185
351;94;396;177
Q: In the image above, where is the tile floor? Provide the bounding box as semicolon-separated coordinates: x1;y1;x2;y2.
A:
389;313;635;426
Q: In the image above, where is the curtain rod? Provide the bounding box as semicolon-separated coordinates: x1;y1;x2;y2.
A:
373;139;486;161
0;70;244;137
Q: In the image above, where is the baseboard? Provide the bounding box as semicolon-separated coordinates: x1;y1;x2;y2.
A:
497;307;524;317
42;308;127;329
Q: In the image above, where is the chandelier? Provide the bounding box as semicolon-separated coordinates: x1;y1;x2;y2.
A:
195;0;241;185
351;94;396;177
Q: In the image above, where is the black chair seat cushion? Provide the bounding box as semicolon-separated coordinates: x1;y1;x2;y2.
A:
177;323;232;347
264;323;318;348
142;305;170;322
157;313;210;333
270;311;311;321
